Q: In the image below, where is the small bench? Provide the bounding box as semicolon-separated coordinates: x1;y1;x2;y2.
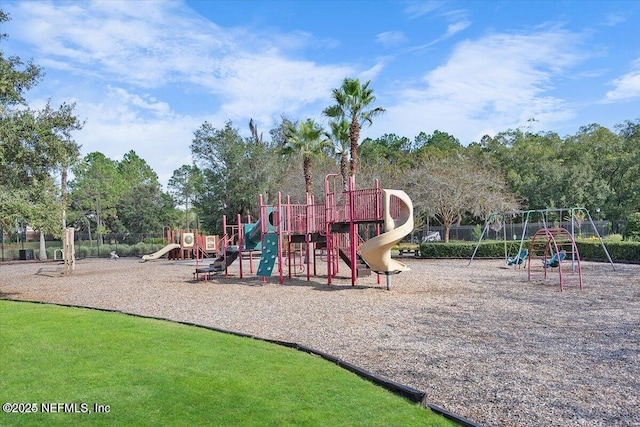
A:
398;249;419;256
194;266;217;282
194;262;225;281
397;246;420;256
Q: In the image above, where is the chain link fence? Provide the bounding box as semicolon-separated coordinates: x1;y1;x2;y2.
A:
1;232;166;262
409;220;614;243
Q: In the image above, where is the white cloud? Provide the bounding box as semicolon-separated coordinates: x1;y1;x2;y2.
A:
376;31;408;48
359;61;386;83
403;1;445;19
107;87;172;117
11;1;238;88
605;60;640;102
6;0;357;186
10;0;353;112
406;17;471;53
444;20;471;38
603;12;626;26
376;29;583;143
212;53;352;124
77;98;200;189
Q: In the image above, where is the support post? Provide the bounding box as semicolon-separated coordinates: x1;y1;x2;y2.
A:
63;227;75;275
222;215;229;278
238;213;244;279
349;175;357;286
277;192;284;285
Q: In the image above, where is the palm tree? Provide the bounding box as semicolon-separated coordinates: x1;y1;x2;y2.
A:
282;118;332;199
326;119;350;190
323;78;386;177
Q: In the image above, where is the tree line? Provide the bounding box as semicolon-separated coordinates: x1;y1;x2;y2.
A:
2;9;639;248
178;117;639;242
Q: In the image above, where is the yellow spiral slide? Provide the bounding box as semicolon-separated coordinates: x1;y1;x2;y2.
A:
359;189;414;274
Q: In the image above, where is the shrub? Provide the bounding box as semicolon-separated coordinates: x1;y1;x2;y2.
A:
6;249;20;260
576;240;640;262
75;245;92;258
420;241;528;258
471;225;483;241
134;242;150;256
623;212;640;241
420;240;640;262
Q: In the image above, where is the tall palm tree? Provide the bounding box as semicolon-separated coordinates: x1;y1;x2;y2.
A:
326;119;350;190
323;78;386;177
282;118;332;199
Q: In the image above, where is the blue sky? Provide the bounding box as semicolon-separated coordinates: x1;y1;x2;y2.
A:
4;0;640;188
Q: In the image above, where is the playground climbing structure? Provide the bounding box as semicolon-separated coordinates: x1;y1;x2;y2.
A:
527;227;583;291
203;174;414;288
143;228;219;262
469;207;615;271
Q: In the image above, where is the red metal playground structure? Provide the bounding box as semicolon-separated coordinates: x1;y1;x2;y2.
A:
468;207;616;291
156;175;414;289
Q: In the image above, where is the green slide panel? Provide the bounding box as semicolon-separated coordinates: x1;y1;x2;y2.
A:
244;222;262;251
257;234;279;277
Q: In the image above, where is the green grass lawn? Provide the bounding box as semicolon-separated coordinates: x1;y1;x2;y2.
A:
0;300;454;426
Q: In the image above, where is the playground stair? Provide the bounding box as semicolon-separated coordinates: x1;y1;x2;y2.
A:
194;244;211;260
338;248;371;277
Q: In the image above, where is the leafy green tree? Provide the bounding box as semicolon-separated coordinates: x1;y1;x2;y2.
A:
624;212;640;241
323;78;385;178
356;133;413;188
0;11;45;232
191;121;277;233
267;114;292;148
480;129;567;210
480;123;639;221
359;133;412;167
116;184;177;235
612;120;640;219
1;12;83;258
33;102;83;237
69;152;125;245
115;151;175;234
560;124;617;214
118;150;160;187
414;130;462;158
168;164;203;230
0;11;42;109
281;118;331;198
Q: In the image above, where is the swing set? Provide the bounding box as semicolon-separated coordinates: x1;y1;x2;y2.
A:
468;208;615;290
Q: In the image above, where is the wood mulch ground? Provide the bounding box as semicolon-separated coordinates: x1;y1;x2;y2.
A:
1;256;639;427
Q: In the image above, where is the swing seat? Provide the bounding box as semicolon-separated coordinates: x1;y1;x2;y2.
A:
507;248;528;266
543;250;566;268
